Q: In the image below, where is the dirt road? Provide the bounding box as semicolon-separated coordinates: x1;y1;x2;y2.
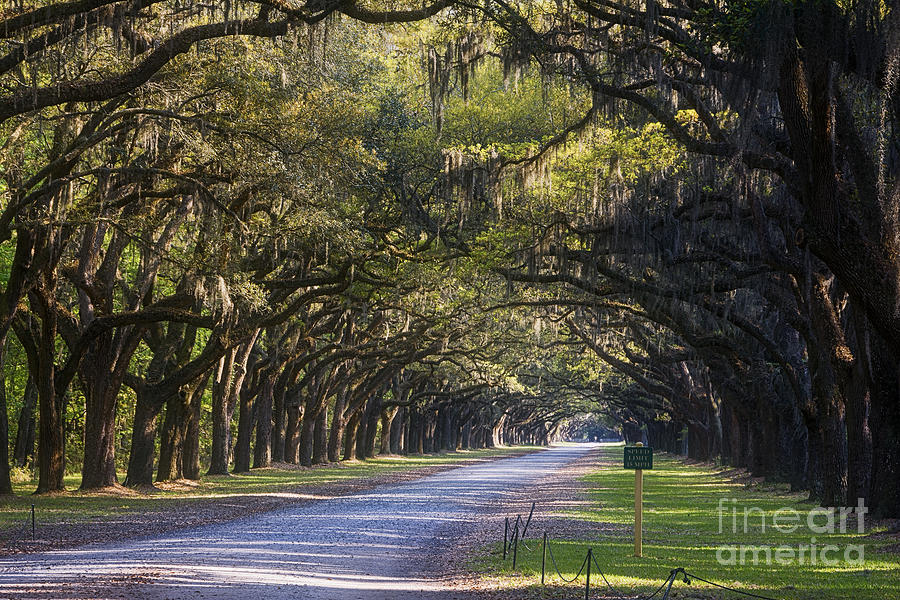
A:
0;444;595;599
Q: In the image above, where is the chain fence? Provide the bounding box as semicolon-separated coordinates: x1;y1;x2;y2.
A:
499;503;785;600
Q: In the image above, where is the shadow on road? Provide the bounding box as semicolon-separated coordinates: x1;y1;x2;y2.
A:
0;444;596;600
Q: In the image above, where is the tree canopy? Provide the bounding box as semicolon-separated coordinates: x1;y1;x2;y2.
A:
1;0;898;517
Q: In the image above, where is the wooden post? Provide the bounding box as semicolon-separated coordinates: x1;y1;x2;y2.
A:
634;442;643;557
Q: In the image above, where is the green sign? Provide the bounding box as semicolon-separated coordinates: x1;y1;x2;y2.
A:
624;446;653;469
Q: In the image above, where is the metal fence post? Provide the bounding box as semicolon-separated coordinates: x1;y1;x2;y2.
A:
585;548;592;600
523;501;535;536
31;504;35;542
512;522;519;569
503;517;509;559
541;531;547;585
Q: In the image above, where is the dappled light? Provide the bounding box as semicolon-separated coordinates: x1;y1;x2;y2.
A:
490;447;900;600
0;0;899;598
0;447;595;599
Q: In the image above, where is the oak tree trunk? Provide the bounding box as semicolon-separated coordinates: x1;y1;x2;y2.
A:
253;377;274;468
0;337;13;494
327;391;346;463
313;405;329;464
284;404;301;464
13;378;37;467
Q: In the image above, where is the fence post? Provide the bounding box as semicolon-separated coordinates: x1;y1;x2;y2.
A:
512;522;519;569
634;443;644;557
541;531;547;585
31;504;35;542
503;517;509;559
585;548;592;600
523;501;535;536
662;569;678;600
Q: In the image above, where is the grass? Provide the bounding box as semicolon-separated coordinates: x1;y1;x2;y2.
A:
481;444;900;599
0;446;539;537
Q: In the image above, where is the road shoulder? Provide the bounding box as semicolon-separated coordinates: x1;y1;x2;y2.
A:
432;443;607;598
1;447;538;557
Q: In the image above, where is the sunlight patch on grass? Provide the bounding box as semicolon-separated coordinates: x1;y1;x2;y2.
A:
478;447;900;600
0;446;539;535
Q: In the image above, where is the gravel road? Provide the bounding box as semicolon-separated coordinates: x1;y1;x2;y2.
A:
0;444;595;599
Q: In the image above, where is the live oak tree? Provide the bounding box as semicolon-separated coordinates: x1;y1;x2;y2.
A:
463;0;900;513
1;0;898;521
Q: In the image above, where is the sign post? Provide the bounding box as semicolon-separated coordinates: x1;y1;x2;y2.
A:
623;443;653;557
634;461;642;558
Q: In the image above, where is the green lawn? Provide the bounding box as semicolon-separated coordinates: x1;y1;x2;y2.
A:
484;445;900;599
0;447;539;535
